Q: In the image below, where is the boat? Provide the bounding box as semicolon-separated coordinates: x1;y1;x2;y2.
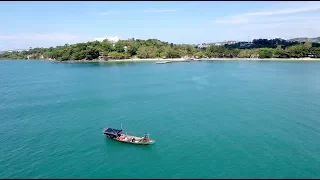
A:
103;126;155;145
155;60;171;64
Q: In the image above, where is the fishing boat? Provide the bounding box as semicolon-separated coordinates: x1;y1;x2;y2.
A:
103;126;155;145
155;60;171;64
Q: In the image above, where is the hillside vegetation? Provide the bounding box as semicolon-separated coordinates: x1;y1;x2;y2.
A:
1;38;320;61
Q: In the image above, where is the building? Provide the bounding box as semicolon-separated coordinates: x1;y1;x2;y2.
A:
95;36;120;43
239;42;253;48
106;36;120;43
213;41;238;46
4;49;28;53
197;43;210;49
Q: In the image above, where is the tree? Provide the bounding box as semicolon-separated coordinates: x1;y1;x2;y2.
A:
2;37;320;61
286;45;309;58
273;46;290;58
85;46;100;60
311;48;320;58
238;49;251;58
194;51;205;58
164;47;180;58
258;48;274;58
107;52;130;59
72;51;86;60
101;40;113;53
114;41;125;53
304;41;312;48
137;46;158;58
127;44;139;56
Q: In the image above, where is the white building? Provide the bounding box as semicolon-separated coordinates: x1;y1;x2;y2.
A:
106;36;120;42
197;44;210;49
95;36;120;43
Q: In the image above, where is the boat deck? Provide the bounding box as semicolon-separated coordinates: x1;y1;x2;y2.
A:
155;59;193;64
103;126;155;145
113;134;155;145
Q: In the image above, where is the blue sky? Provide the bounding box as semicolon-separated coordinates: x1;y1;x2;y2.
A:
1;1;320;50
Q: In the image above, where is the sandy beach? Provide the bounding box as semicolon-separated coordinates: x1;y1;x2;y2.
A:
200;57;320;61
49;57;320;63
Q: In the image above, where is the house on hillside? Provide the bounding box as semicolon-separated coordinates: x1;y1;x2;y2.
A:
197;44;210;49
239;42;253;49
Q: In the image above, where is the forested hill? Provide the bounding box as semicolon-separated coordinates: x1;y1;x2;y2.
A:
1;38;320;60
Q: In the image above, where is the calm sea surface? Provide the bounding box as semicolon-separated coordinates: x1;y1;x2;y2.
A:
1;60;320;178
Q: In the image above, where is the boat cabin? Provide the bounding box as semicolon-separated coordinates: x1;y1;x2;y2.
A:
103;127;122;139
143;133;150;140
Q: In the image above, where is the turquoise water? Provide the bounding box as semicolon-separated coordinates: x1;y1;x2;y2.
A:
1;60;320;178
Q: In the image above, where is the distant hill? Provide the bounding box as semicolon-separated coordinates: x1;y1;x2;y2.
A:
288;37;320;43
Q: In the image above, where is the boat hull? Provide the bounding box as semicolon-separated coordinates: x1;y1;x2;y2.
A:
105;134;155;145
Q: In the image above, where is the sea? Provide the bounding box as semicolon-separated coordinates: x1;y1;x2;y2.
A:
1;60;320;178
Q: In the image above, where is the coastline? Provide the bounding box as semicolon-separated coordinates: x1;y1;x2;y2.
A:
48;57;320;63
198;57;320;61
3;57;320;63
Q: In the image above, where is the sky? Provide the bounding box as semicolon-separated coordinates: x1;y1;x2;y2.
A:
1;1;320;50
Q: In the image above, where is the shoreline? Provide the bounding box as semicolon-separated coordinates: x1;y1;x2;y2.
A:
3;57;320;63
49;57;320;63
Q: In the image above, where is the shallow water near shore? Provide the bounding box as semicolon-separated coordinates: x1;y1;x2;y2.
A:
1;60;320;178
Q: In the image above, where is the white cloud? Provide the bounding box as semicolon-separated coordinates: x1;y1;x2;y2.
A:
211;3;320;41
243;5;320;16
215;4;320;25
216;15;320;25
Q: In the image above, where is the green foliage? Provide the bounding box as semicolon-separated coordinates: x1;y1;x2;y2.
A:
285;45;311;58
114;41;125;53
101;40;113;53
238;49;251;58
205;46;240;58
205;45;219;58
258;48;274;58
107;52;130;59
194;51;205;58
273;46;290;58
163;47;181;58
127;44;138;56
1;38;320;61
85;46;100;60
72;51;86;60
0;51;26;59
137;46;158;58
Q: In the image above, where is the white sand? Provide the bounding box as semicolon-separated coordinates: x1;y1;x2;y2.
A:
49;57;320;63
108;57;320;62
